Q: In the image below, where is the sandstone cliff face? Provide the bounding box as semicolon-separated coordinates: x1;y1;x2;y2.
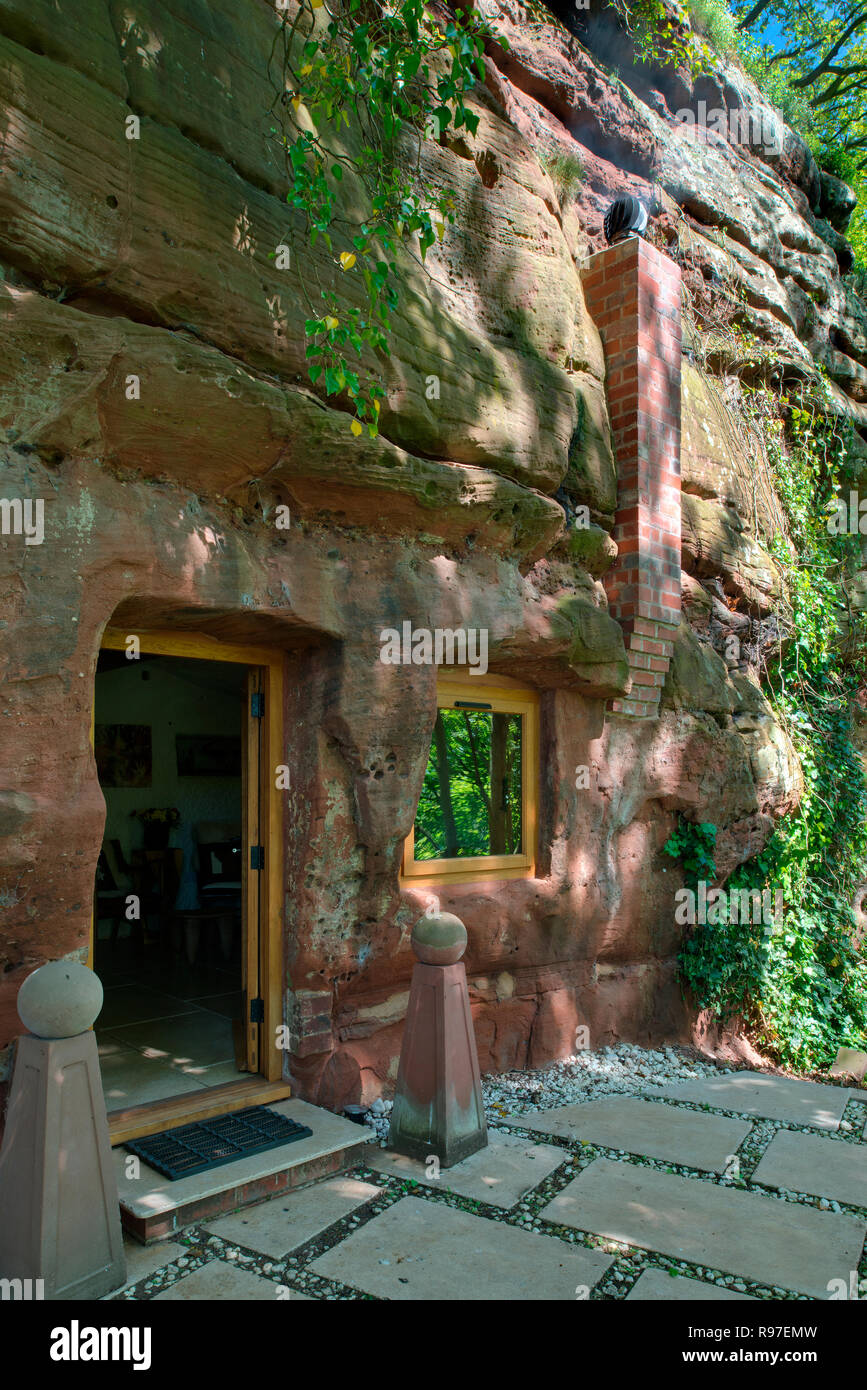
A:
0;0;849;1103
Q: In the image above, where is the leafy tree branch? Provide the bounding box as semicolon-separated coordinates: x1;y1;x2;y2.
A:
267;0;505;436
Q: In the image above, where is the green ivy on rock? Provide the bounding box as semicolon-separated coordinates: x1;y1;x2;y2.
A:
667;385;867;1070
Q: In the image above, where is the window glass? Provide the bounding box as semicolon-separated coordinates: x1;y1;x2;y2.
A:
414;708;523;860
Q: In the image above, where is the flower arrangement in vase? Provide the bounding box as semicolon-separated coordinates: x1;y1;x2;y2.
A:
131;807;181;850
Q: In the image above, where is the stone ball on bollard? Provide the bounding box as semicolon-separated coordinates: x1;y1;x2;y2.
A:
17;961;104;1039
411;909;467;965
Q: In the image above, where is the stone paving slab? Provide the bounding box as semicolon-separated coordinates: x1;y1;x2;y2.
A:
627;1269;755;1301
830;1048;867;1081
647;1070;854;1130
310;1194;613;1300
541;1158;866;1298
753;1130;867;1210
203;1177;381;1256
113;1238;187;1295
152;1259;312;1300
510;1097;751;1173
364;1132;565;1209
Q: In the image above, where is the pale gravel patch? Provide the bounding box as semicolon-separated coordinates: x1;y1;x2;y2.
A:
363;1043;728;1143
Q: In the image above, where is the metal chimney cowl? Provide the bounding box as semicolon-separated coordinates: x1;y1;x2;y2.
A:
604;193;648;245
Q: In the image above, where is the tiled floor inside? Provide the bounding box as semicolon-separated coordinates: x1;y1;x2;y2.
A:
96;930;244;1110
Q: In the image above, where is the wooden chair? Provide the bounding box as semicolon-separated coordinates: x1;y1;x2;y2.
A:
131;848;183;947
95;838;135;947
171;821;242;965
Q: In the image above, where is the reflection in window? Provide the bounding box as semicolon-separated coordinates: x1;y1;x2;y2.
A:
414;709;523;860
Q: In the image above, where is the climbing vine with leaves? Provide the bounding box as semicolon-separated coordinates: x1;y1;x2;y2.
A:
613;0;693;71
667;379;867;1069
268;0;505;436
610;0;715;79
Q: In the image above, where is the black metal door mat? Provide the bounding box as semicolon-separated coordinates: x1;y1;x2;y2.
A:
125;1106;312;1181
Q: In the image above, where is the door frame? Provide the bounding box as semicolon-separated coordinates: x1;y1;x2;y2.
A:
93;627;285;1095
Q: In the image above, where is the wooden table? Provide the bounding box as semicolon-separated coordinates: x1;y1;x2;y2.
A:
172;908;236;966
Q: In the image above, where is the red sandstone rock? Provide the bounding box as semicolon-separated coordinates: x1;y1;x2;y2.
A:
1;0;849;1116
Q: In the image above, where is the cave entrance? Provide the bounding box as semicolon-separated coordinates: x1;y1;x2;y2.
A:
90;627;288;1142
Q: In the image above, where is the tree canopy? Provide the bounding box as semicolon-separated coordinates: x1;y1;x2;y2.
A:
735;0;867;170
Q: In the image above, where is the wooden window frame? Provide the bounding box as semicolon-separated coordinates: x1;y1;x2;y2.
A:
401;673;538;887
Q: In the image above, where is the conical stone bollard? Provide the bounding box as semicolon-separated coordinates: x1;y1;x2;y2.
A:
0;961;126;1299
388;909;487;1168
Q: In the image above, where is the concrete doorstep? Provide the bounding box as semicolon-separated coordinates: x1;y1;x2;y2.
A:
114;1100;368;1244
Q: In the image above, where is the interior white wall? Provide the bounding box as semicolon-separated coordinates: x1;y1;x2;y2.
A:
95;657;244;908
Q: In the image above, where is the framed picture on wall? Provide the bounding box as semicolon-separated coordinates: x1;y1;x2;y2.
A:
175;734;242;777
94;724;153;788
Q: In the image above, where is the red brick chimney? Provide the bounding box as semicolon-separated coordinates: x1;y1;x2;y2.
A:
581;236;682;719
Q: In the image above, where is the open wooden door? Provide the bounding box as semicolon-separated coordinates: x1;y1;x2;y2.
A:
95;628;288;1143
237;667;265;1073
